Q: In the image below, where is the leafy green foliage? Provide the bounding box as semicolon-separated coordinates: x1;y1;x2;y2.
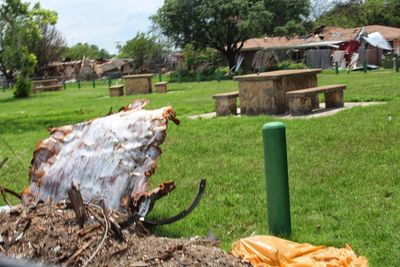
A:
28;24;67;77
0;0;57;97
263;0;311;37
274;20;306;38
315;0;365;27
278;60;307;70
152;0;273;68
63;43;110;60
183;44;226;71
13;75;32;97
119;32;166;71
315;0;400;28
363;0;400;27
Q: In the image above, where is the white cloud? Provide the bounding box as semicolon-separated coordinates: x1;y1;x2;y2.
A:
31;0;164;54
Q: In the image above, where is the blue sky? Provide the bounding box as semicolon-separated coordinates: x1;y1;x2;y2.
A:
33;0;164;54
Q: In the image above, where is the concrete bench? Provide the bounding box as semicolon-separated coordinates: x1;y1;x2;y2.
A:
109;85;124;97
212;91;239;116
286;84;346;115
155;82;168;93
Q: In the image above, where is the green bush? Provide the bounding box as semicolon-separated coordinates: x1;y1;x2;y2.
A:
278;60;306;70
13;77;31;98
169;69;215;82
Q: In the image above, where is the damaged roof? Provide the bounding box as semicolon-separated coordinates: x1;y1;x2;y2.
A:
242;25;400;51
97;58;134;73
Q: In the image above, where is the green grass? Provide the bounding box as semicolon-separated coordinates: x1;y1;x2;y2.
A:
1;70;400;265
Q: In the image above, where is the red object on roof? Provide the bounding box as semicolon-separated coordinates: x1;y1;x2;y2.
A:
338;40;360;54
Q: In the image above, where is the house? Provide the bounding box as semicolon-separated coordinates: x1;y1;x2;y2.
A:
94;58;134;77
241;25;400;71
47;60;82;81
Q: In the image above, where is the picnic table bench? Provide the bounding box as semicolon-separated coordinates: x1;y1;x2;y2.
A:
212;91;239;116
286;84;346;115
155;81;168;93
109;85;124;97
233;69;322;115
32;79;63;93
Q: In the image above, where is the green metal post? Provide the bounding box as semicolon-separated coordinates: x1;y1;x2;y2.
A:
108;77;112;87
178;71;182;83
216;70;221;82
196;70;201;82
262;122;291;237
396;55;399;73
363;59;367;73
63;82;66;90
77;80;81;89
92;79;96;88
335;62;339;74
158;72;162;82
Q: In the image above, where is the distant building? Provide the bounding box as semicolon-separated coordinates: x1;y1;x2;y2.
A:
47;60;82;81
95;58;134;78
240;25;400;71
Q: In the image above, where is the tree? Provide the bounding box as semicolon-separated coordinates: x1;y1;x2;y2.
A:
63;43;111;60
263;0;311;36
28;24;67;77
0;0;57;97
152;0;272;69
314;0;400;28
119;32;167;71
363;0;400;27
314;0;365;28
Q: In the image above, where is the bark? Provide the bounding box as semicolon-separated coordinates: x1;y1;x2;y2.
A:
22;99;178;212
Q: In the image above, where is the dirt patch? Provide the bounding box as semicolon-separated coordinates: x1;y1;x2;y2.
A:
0;203;248;267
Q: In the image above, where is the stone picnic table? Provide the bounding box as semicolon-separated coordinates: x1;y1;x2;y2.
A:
233;69;322;115
123;74;153;95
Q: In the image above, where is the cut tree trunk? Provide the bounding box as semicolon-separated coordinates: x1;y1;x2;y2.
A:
22;99;179;212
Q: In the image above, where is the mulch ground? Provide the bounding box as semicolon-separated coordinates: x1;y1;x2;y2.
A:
0;202;249;266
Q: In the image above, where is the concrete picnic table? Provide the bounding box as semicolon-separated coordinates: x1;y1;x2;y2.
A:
233;69;322;115
123;74;153;95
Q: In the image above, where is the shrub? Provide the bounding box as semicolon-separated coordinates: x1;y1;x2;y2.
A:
278;60;306;70
13;76;31;98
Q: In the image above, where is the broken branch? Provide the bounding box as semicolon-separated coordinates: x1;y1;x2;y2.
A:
67;184;88;228
83;203;109;267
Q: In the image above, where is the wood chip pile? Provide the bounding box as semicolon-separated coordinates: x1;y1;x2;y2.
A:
0;201;248;266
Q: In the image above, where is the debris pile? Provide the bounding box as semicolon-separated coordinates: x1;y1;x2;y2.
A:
0;100;242;266
0;201;248;266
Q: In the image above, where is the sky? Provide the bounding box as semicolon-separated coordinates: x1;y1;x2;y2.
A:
32;0;164;54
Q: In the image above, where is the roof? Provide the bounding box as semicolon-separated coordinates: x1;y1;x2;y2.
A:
242;25;400;51
241;37;307;51
48;60;82;67
98;58;134;73
319;25;400;42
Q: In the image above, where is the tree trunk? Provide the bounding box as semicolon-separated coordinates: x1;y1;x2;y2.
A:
224;50;236;69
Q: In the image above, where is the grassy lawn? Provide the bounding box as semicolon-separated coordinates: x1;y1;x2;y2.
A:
1;70;400;266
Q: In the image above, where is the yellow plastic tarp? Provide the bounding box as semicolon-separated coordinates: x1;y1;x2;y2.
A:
231;235;368;267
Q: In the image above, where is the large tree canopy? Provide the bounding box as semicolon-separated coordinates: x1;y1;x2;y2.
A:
264;0;310;35
315;0;400;28
28;24;67;77
0;0;57;97
119;32;167;71
63;43;111;60
152;0;272;68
